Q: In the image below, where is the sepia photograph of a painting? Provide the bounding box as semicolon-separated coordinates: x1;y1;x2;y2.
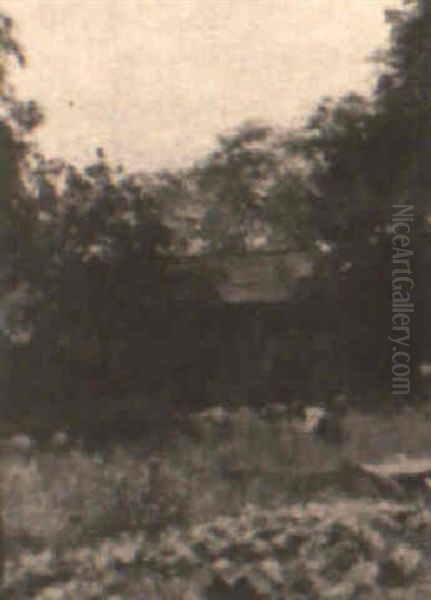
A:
1;0;431;597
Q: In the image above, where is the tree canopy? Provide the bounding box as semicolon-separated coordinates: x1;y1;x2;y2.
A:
1;1;430;434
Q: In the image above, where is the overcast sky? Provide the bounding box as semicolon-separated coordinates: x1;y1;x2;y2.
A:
4;0;400;172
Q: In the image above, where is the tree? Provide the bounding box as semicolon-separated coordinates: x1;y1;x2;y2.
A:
192;121;304;254
1;13;44;300
1;12;45;350
1;14;220;434
282;0;431;402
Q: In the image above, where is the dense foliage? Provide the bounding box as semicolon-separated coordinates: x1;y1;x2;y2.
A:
1;1;430;433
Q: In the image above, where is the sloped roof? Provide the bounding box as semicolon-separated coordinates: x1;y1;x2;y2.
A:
215;252;312;303
167;251;312;304
0;252;313;345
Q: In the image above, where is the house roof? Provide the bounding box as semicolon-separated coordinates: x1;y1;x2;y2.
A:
168;251;313;304
214;252;312;303
0;252;313;345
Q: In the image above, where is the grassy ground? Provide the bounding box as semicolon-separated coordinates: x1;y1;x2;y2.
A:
2;401;431;598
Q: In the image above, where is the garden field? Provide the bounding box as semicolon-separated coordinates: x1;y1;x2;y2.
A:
2;402;431;598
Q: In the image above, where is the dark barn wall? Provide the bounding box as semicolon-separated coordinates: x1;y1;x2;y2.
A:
2;300;308;436
2;251;352;438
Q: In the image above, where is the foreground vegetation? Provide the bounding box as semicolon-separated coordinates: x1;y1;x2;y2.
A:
4;498;431;599
3;402;431;598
